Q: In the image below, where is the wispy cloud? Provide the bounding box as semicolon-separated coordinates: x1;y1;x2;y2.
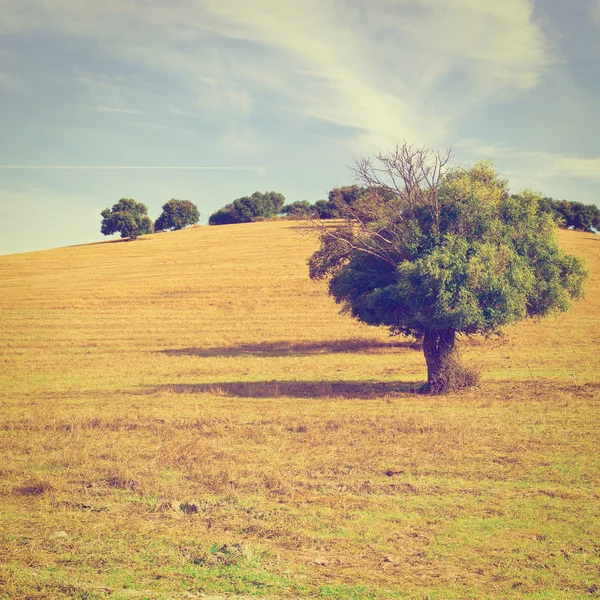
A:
456;139;600;184
391;0;554;90
199;1;427;146
0;0;556;151
197;0;555;147
74;70;149;116
0;165;266;171
79;104;144;115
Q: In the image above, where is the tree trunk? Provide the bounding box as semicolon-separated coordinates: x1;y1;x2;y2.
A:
422;329;456;393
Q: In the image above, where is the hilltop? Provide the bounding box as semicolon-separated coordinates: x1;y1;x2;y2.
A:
0;221;599;599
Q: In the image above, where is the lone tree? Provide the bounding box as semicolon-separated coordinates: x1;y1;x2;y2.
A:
155;199;200;231
309;143;588;393
100;198;153;240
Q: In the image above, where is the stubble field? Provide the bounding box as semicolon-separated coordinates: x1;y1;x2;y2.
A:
0;221;599;599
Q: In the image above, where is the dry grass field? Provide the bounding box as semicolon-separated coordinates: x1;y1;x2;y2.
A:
1;220;599;599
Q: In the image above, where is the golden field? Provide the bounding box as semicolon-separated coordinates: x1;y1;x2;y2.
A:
0;220;599;599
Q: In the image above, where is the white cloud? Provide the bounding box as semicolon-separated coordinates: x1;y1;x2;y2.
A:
73;70;149;114
456;139;600;186
197;0;555;146
555;155;600;181
0;0;556;151
199;1;427;145
394;0;554;89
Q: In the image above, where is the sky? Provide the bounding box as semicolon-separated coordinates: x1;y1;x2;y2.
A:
0;0;599;255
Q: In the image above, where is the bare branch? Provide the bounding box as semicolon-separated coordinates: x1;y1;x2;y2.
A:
308;141;453;274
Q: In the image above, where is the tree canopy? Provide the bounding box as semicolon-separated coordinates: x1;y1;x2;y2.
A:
208;188;372;224
100;198;153;240
155;199;200;231
540;197;600;232
309;143;589;393
282;200;314;219
208;191;286;225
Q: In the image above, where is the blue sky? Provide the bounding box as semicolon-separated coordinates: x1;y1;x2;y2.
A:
0;0;599;255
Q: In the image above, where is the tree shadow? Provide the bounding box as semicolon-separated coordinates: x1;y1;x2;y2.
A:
160;338;420;358
149;379;420;398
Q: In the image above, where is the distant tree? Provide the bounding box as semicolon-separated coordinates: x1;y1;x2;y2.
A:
309;143;588;393
208;204;238;225
282;200;314;219
326;185;397;222
327;186;365;215
232;194;269;223
209;191;286;225
261;191;286;214
539;197;564;226
100;198;153;240
571;202;600;232
232;191;286;222
540;197;600;233
313;199;338;219
155;199;200;231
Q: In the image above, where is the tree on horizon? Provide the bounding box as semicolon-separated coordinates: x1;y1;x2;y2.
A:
100;198;153;240
155;199;200;231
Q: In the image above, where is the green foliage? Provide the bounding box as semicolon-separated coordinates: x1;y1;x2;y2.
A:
325;185;398;222
283;185;397;222
280;187;384;221
208;189;365;226
540;197;600;232
312;163;587;337
208;204;238;225
282;200;314;219
328;185;365;213
260;190;286;214
100;198;153;240
309;146;589;392
232;194;268;223
154;199;200;231
313;199;337;219
209;191;286;225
